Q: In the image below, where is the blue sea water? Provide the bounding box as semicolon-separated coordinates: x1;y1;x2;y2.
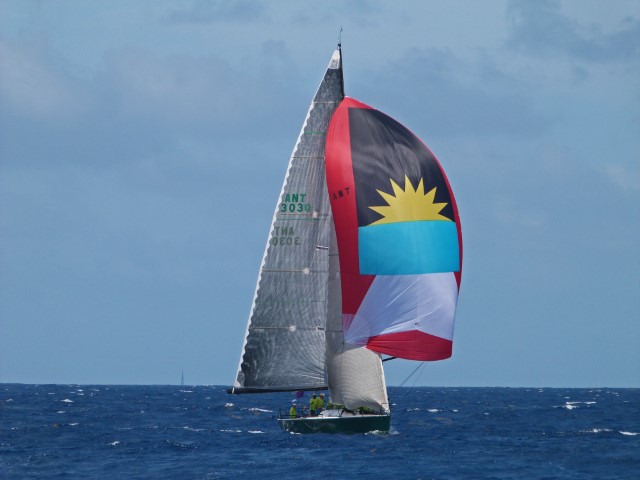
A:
1;385;638;479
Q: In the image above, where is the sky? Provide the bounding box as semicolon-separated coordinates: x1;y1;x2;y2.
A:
1;0;638;388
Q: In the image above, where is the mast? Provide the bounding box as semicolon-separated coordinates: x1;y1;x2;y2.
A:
338;37;345;99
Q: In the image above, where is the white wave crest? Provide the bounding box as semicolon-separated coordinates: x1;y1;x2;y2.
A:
182;426;204;432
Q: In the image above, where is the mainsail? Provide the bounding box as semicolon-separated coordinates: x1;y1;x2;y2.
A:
231;50;344;393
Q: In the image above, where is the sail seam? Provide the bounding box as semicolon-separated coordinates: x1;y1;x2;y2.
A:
276;213;331;217
250;327;324;331
260;269;328;273
250;301;325;305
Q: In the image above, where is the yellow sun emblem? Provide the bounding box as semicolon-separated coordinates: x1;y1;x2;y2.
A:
369;175;450;225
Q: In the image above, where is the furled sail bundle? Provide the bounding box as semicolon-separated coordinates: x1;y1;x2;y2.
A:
325;98;463;361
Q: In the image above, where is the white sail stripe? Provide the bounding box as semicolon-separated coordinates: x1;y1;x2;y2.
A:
344;273;458;345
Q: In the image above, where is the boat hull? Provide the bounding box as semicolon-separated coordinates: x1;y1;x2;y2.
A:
278;413;390;434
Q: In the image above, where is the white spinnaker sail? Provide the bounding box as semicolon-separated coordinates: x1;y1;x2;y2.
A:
232;50;343;391
326;224;390;411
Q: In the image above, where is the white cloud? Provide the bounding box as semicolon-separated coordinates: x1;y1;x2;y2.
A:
492;195;546;229
103;47;242;124
606;164;640;191
0;39;88;119
167;0;266;24
506;0;640;62
0;37;305;171
355;47;550;139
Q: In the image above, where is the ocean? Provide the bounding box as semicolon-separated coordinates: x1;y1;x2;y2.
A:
1;385;638;479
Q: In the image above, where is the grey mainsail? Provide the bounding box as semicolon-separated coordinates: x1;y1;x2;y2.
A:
231;50;344;393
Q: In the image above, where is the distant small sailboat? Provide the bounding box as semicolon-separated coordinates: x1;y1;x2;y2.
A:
181;371;184;387
228;45;463;434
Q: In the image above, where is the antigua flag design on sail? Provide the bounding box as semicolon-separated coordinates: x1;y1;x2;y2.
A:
325;97;463;361
349;106;460;275
358;175;459;274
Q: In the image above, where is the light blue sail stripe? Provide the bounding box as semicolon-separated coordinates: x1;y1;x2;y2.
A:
358;220;460;275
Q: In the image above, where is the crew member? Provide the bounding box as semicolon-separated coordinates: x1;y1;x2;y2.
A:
310;394;317;416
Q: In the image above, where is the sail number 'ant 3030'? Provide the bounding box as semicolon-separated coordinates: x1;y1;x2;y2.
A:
271;226;301;246
280;193;311;213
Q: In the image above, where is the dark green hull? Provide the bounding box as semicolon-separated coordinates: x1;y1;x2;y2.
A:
278;414;390;434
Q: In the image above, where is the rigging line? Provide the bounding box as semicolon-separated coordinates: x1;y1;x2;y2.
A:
250;326;323;331
398;362;427;398
260;268;327;273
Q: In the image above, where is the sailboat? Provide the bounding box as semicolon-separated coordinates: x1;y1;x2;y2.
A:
228;45;462;434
